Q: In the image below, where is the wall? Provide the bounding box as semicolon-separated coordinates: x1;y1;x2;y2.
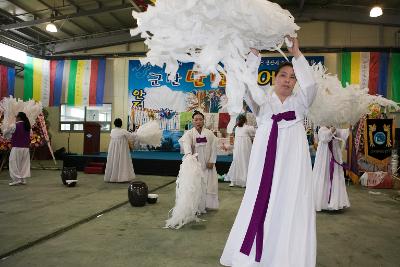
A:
11;20;399;154
42;58;133;154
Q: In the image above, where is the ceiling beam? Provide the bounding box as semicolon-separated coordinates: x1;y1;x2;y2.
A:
127;0;143;12
47;31;144;55
5;0;72;37
109;12;130;28
65;0;108;32
0;8;54;41
290;6;400;27
37;0;91;34
34;0;75;37
297;0;305;11
0;32;42;55
1;3;133;31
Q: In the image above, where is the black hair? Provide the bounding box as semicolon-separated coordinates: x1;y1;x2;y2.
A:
236;114;247;128
275;61;294;75
16;112;31;132
114;118;122;128
192;110;204;119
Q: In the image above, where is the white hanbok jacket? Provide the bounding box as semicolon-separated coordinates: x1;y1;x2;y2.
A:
104;128;135;182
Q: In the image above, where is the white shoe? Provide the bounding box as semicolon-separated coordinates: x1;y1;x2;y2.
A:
9;181;20;186
229;182;234;187
19;179;26;185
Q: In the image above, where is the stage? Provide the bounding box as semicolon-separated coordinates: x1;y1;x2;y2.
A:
63;151;233;176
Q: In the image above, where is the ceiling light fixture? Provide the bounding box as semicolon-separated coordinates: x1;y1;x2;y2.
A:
46;22;57;32
370;6;383;17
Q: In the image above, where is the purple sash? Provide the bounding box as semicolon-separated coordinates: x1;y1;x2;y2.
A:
196;137;207;143
328;140;348;203
240;111;296;262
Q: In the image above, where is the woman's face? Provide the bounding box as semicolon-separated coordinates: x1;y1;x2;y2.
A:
274;65;297;97
16;115;21;121
193;114;204;130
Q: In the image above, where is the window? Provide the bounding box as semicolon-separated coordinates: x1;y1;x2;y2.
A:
59;104;112;132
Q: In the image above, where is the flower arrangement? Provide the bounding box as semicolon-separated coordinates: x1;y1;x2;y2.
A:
0;135;11;151
367;103;382;119
29;113;50;148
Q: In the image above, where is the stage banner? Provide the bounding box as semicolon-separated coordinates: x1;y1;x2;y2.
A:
363;118;394;165
128;56;324;152
128;56;324;113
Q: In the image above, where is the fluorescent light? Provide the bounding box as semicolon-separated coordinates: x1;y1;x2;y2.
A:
46;22;58;32
370;6;383;17
0;43;27;64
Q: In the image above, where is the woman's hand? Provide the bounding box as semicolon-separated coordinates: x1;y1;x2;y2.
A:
249;48;260;56
286;36;301;59
206;163;215;169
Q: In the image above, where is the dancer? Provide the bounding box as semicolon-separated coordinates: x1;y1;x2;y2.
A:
6;112;31;186
226;114;255;187
179;110;219;212
313;126;350;211
220;37;317;266
104;118;136;183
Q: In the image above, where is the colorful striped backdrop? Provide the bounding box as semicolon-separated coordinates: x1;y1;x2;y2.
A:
24;57;106;106
0;64;16;98
340;52;400;102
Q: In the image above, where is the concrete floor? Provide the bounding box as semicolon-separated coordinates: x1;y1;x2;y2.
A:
0;166;399;267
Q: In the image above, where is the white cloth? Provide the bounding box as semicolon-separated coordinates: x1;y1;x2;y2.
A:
179;127;219;211
313;127;350;211
9;147;30;181
104;128;136;183
226;125;255;187
220;54;317;267
165;154;204;229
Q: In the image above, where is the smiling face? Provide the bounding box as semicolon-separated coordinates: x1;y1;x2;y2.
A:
274;65;297;98
192;114;204;131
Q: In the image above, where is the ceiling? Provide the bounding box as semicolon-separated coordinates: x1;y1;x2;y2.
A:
0;0;399;58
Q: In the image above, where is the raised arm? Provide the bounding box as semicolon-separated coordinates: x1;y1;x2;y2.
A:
335;128;350;141
243;49;266;115
317;126;334;143
288;37;317;108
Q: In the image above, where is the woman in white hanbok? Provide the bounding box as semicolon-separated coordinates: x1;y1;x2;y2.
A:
313;126;350;211
104;118;135;183
220;37;317;267
226;114;255;187
179;111;219;212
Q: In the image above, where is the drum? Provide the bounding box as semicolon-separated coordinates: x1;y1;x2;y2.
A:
61;166;78;187
128;181;148;207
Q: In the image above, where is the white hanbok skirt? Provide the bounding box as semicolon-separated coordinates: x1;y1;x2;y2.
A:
104;137;135;182
220;122;316;267
9;147;31;181
226;136;253;187
313;143;350;211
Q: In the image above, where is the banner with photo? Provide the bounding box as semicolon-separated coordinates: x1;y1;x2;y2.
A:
128;56;324;151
